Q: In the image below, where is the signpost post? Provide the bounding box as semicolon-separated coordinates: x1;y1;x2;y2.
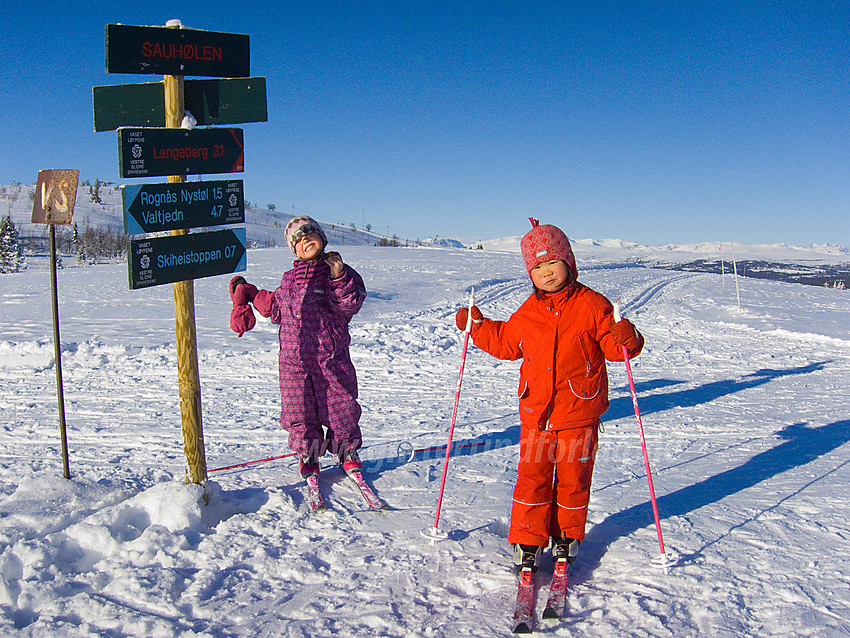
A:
163;50;209;486
97;19;264;485
31;169;79;480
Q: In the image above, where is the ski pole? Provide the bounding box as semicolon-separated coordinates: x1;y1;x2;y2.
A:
613;300;677;567
422;288;475;541
208;452;298;474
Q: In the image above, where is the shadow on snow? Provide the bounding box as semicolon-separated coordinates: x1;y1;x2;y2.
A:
577;416;850;581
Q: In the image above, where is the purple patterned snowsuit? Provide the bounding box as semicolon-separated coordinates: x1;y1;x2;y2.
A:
253;258;366;459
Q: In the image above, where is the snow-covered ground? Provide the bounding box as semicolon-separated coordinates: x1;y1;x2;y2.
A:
1;244;849;636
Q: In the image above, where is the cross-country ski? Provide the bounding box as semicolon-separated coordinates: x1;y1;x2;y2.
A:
542;559;570;620
305;473;326;512
511;567;536;633
345;467;386;511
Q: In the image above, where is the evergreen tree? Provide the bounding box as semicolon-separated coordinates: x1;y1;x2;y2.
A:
0;215;26;273
73;222;89;265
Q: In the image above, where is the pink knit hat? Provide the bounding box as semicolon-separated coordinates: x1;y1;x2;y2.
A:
520;218;578;279
284;216;328;254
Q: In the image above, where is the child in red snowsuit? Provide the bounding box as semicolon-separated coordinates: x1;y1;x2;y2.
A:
455;218;644;570
229;216;367;479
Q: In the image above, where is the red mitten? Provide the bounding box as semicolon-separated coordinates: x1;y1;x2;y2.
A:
455;305;484;331
230;304;256;337
610;318;644;356
229;276;258;306
251;289;274;318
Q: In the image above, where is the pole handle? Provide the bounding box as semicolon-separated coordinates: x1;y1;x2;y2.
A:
463;287;476;333
613;296;622;323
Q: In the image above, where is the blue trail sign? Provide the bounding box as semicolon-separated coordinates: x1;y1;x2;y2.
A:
128;228;247;290
122;180;244;235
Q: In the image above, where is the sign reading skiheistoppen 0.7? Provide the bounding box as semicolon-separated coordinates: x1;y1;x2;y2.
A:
128;228;247;290
118;127;244;178
122;180;244;235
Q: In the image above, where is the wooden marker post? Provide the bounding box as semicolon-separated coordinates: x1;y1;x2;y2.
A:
31;169;79;479
163;30;207;485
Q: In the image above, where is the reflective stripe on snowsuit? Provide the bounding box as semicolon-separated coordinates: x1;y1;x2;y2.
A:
510;423;598;546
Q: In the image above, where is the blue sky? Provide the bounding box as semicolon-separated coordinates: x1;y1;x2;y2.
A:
1;1;847;247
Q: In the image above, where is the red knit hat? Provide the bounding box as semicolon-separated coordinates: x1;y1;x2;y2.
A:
520;218;578;279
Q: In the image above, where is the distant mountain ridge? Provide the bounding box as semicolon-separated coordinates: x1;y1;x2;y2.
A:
477;235;849;264
2;181;847;263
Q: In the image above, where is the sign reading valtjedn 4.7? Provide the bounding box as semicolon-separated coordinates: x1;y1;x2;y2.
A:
122;180;244;235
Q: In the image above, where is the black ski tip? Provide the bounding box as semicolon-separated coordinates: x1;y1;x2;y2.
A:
512;621;532;634
542;606;560;619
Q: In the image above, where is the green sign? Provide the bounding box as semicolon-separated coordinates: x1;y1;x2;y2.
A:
93;77;268;132
128;228;247;289
122;180;244;235
106;24;249;77
118;127;244;177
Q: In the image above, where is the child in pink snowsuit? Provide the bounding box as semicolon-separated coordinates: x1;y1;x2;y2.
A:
229;216;367;478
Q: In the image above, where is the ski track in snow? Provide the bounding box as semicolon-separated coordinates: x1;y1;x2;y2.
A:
0;246;849;637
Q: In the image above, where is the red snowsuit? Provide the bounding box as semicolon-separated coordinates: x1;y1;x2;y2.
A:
471;283;642;547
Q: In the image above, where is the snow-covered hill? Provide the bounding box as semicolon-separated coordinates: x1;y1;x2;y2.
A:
1;244;849;636
0;182;417;250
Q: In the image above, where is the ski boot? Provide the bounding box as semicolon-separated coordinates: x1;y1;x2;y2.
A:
552;536;580;564
512;543;543;573
338;450;362;475
298;455;320;478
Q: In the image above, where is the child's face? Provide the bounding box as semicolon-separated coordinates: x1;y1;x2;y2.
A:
294;232;324;261
530;260;570;293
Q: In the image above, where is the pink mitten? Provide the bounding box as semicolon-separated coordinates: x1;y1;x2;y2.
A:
229;276;258;306
230;304;256;337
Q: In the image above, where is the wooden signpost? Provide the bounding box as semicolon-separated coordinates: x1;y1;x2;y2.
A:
97;20;265;485
31;169;79;480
